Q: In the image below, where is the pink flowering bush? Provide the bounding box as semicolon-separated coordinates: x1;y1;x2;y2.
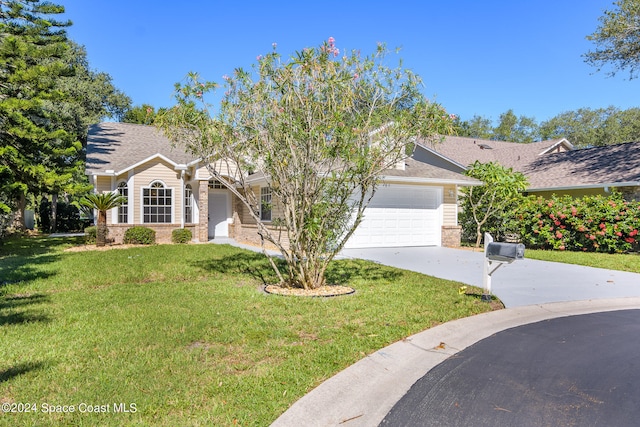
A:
510;193;640;253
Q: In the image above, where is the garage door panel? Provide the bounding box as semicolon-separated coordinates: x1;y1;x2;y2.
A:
344;186;442;248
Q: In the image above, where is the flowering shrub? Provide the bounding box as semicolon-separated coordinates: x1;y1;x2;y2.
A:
158;37;455;290
509;193;640;253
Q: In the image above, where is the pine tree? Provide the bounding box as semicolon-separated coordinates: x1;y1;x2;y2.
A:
0;0;74;229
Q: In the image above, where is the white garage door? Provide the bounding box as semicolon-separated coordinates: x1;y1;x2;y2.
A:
344;185;442;248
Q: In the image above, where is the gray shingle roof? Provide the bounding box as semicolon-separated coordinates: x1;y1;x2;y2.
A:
523;141;640;190
383;157;481;184
418;135;572;172
87;123;478;185
86;122;195;175
420;135;640;191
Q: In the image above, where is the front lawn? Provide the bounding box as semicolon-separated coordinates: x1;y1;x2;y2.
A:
526;249;640;273
0;237;496;426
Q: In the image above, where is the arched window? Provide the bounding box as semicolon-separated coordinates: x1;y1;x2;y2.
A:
143;181;172;223
117;181;128;223
185;184;193;223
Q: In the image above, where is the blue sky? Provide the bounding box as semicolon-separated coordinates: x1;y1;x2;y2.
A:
61;1;638;124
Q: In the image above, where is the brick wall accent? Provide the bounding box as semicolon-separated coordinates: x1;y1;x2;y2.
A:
229;211;242;239
198;184;208;242
441;225;461;248
106;224;196;244
230;206;288;250
106;225;127;244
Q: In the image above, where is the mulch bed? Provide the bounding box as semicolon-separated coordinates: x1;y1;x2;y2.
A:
264;284;355;297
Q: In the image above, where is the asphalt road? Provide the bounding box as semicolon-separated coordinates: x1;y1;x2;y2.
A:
379;309;640;427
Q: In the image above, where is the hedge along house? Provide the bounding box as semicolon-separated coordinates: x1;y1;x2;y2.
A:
85;122;481;247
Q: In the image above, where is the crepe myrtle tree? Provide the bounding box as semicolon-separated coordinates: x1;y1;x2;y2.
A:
157;38;455;290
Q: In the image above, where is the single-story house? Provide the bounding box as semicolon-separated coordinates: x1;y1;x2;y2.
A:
419;135;640;200
85;122;481;247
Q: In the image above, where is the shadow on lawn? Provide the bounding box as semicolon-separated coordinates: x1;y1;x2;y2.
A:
0;293;51;326
326;259;402;284
0;361;47;384
193;248;402;286
193;251;280;285
0;257;59;288
0;236;73;289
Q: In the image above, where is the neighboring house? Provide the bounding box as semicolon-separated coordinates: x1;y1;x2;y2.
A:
85;122;481;247
419;135;640;200
522;141;640;200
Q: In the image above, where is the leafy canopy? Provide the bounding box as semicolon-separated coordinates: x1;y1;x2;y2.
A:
454;106;640;148
79;192;126;212
584;0;640;78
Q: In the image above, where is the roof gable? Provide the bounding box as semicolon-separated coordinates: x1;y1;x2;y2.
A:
86;122;196;176
413;140;468;172
382;157;482;185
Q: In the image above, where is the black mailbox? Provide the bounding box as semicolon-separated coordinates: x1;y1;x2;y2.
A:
486;242;525;263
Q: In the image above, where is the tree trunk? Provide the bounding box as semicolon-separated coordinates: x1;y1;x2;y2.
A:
96;210;107;247
50;193;58;233
13;193;27;231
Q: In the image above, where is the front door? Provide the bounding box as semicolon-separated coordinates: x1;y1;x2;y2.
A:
208;192;229;238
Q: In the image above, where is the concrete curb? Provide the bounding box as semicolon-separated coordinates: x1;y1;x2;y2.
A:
271;297;640;427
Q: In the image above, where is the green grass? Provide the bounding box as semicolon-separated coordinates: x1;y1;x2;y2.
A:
526;249;640;273
0;236;497;426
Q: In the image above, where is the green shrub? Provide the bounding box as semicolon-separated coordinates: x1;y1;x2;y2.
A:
85;226;98;244
509;193;640;253
171;228;192;244
459;161;528;246
123;226;156;245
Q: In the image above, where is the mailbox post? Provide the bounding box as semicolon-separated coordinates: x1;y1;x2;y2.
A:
482;233;525;301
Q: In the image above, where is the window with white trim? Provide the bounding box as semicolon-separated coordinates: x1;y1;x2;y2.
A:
185;184;193;223
117;181;128;224
143;181;172;223
260;187;272;221
208;180;225;189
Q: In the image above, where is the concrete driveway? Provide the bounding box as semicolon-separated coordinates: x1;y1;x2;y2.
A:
339;246;640;308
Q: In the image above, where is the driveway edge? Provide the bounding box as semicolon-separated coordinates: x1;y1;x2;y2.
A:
271;297;640;427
